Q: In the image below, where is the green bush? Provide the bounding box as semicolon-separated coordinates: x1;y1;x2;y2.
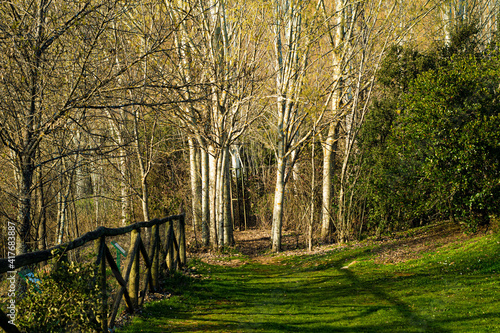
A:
17;259;101;333
359;23;500;233
394;51;500;227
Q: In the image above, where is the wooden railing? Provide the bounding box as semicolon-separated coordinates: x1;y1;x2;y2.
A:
0;214;186;333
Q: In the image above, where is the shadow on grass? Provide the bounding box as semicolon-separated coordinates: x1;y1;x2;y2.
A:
332;258;450;333
119;240;500;333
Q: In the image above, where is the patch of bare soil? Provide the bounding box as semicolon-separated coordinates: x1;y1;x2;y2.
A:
188;221;490;267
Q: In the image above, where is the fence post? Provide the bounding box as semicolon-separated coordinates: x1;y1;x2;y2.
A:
95;236;108;333
0;214;186;332
151;224;160;290
173;220;179;270
165;221;174;272
179;215;186;266
128;229;141;309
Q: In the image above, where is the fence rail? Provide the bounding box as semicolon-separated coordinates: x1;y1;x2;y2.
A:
0;214;186;333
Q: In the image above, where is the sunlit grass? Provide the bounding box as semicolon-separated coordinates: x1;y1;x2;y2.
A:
117;230;500;332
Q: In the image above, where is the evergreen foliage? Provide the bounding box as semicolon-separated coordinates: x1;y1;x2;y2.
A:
359;24;500;233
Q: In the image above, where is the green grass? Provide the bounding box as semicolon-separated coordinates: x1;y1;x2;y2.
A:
117;231;500;332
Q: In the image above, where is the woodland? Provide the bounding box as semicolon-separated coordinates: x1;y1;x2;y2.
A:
0;0;499;259
1;0;500;332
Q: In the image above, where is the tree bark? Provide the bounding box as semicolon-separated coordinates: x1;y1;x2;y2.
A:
216;146;233;247
320;121;338;241
37;167;47;252
216;147;225;247
223;147;234;246
308;134;316;252
272;154;286;252
16;157;34;255
189;138;202;244
200;146;210;247
209;145;218;249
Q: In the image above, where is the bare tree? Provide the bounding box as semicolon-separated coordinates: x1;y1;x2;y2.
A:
164;0;264;249
440;0;500;45
270;0;327;252
333;0;402;242
0;0;164;254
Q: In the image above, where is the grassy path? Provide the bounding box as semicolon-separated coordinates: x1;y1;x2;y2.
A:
117;229;500;332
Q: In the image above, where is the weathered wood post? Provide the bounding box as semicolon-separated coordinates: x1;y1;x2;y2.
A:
128;229;141;309
172;220;179;269
94;236;108;332
151;224;160;290
0;214;187;333
179;214;186;266
165;221;174;272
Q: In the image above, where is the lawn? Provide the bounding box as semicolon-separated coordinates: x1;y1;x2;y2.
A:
117;226;500;332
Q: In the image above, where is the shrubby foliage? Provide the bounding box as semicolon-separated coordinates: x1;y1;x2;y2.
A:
16;259;101;332
359;24;500;234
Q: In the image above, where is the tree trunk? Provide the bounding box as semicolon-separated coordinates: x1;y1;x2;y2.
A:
337;180;347;243
200;146;210;247
37;170;47;252
189;138;202;244
56;159;73;245
271;154;286;252
216;148;225;247
224;148;234;246
321;0;346;242
209;144;218;249
118;136;130;227
133;107;152;242
442;3;452;45
320;122;338;241
308;135;316;252
16;158;34;255
337;103;356;243
91;158;102;229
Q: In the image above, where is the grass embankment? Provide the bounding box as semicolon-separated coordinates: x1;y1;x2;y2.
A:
117;224;500;332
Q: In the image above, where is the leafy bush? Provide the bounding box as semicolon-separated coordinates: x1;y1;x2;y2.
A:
16;258;101;333
394;52;500;228
359;23;500;233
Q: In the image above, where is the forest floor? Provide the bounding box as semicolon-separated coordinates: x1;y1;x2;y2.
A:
117;221;500;332
193;220;486;266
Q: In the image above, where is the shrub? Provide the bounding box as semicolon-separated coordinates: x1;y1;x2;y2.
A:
16;258;101;332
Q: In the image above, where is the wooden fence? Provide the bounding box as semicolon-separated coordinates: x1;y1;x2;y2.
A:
0;214;186;333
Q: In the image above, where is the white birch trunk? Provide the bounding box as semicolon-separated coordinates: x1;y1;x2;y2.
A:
320;0;345;242
223;147;234;246
216;148;225;247
91;158;102;229
119;148;130;226
272;155;286;252
189;138;202;243
442;3;452;45
337;94;356;243
56;159;73;245
201;146;210;246
320;122;337;241
308;135;315;252
133;108;151;243
105;109;130;227
56;162;65;245
209;144;218;249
